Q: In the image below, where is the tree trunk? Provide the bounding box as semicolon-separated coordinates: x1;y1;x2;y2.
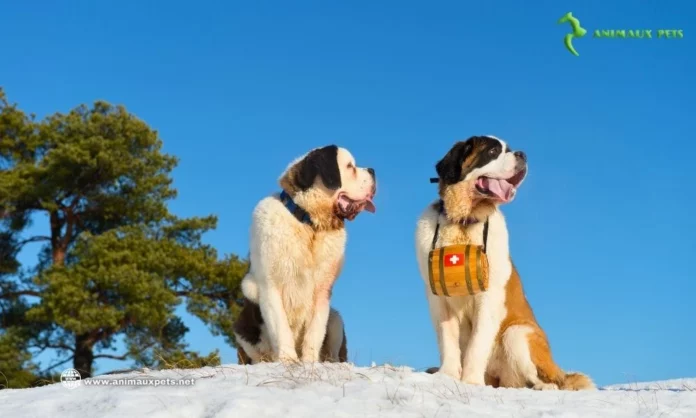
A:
49;210;66;266
52;208;90;375
52;247;65;265
74;334;94;378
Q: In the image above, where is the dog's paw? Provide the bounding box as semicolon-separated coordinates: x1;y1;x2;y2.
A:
460;373;486;386
300;344;321;363
276;347;299;364
300;353;319;363
532;382;559;391
435;363;462;380
278;356;300;365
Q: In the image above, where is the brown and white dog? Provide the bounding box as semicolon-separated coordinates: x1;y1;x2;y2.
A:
415;135;594;390
234;145;376;364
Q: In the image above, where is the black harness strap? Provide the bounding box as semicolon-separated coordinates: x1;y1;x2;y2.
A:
431;200;489;253
430;202;443;250
482;218;489;253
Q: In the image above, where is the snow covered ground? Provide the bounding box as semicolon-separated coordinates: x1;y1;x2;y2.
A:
1;363;695;417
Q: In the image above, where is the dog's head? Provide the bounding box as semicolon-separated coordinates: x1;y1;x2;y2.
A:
279;145;376;228
434;135;527;221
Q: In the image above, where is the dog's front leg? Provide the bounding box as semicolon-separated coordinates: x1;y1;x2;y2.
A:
460;291;504;385
259;283;298;362
426;290;462;379
301;283;332;362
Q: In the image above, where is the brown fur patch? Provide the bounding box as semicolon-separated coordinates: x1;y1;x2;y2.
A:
485;373;501;388
461;139;490;170
528;327;565;386
497;264;539;337
495;264;566;386
439;180;496;224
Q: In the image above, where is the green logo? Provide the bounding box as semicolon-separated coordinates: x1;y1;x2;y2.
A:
557;12;684;56
558;12;587;56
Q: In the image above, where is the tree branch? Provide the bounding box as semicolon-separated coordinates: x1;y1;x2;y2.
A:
0;290;41;299
87;317;132;346
42;356;75;373
94;341;157;363
17;236;51;246
29;342;75;353
176;290;231;299
93;353;129;361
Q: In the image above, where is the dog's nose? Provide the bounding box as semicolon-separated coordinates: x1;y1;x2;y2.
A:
367;168;375;179
514;151;527;162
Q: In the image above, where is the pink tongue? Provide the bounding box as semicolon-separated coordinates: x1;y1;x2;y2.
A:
338;196;376;213
483;178;514;201
363;199;376;213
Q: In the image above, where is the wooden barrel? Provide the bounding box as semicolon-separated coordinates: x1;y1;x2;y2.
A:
428;244;489;297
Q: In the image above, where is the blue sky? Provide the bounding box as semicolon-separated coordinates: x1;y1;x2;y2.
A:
2;0;694;386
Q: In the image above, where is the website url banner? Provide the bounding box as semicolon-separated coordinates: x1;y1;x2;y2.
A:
60;368;196;389
82;377;196;387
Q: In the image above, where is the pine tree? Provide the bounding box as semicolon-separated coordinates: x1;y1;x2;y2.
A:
0;88;246;381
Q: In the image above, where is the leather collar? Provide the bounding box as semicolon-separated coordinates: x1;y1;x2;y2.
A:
279;190;313;226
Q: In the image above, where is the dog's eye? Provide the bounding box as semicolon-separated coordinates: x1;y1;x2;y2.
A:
489;147;501;156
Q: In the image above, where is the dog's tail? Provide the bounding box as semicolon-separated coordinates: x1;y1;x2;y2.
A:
537;356;596;390
559;371;596;390
240;273;259;303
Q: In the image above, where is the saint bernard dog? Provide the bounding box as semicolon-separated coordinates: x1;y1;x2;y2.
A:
415;135;594;390
233;145;376;364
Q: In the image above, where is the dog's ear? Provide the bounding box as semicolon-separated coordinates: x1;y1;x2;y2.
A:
435;139;474;185
295;145;342;191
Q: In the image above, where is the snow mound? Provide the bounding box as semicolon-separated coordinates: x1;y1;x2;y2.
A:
1;363;694;417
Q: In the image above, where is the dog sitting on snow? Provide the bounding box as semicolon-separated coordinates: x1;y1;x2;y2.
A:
234;145;376;364
415;135;594;390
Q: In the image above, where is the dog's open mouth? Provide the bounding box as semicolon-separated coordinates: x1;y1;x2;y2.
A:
336;193;376;220
475;168;527;202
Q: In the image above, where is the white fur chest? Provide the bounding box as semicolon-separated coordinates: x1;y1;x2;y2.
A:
282;228;345;327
